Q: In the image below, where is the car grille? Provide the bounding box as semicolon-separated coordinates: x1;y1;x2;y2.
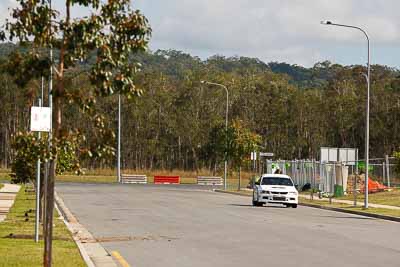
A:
272;192;288;195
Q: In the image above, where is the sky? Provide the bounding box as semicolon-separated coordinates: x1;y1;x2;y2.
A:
1;0;399;68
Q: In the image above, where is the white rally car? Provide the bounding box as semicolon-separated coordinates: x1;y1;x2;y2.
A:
252;174;298;208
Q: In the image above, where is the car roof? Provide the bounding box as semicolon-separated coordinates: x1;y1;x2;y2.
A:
261;174;291;179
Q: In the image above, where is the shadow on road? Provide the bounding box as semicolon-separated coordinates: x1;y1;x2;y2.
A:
228;204;287;209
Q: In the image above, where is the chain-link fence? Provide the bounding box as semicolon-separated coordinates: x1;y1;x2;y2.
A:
224;156;399;193
265;160;337;196
261;157;399;196
363;157;399;187
389;157;400;187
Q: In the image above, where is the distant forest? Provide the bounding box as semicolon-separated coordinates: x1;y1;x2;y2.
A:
1;43;400;171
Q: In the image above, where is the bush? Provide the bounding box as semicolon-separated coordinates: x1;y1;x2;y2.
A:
10;132;79;184
11;132;47;184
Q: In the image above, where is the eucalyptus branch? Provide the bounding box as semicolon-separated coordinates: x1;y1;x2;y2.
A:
53;65;61;77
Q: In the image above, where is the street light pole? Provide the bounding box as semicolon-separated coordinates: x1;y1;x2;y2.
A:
321;20;370;208
34;77;44;243
201;81;229;190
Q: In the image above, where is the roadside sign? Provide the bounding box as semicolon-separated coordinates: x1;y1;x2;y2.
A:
30;106;51;132
260;152;274;157
339;148;357;165
321;147;357;165
250;151;257;160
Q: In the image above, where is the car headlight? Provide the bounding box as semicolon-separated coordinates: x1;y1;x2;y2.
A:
261;190;270;194
289;191;298;195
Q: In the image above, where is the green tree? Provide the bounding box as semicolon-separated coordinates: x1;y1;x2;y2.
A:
1;45;400;180
2;0;151;265
228;120;261;189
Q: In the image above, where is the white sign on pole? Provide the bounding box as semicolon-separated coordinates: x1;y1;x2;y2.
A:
321;147;357;165
339;148;357;165
30;106;51;132
250;152;257;160
338;149;347;163
328;148;338;162
321;147;339;162
346;149;356;165
320;147;329;162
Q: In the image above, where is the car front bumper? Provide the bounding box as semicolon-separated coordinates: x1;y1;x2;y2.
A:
258;194;298;204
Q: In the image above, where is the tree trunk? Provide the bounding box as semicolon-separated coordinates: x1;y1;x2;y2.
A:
192;147;198;172
178;136;182;169
238;165;241;191
44;0;67;258
44;157;56;267
213;161;217;176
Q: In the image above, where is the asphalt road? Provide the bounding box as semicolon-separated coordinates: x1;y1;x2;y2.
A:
56;183;400;267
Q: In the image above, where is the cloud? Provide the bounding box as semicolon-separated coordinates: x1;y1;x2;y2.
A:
134;0;400;66
1;0;399;67
0;0;17;25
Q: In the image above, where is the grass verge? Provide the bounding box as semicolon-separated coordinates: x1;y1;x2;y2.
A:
57;174;252;186
0;186;86;267
336;189;400;207
57;174;117;184
0;184;3;190
0;173;11;183
299;197;400;218
62;168;256;185
2;168;256;186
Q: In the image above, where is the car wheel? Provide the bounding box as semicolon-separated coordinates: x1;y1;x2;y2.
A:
252;197;262;207
292;204;298;208
253;201;263;207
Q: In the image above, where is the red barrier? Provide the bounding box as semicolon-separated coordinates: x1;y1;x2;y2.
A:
154;175;180;184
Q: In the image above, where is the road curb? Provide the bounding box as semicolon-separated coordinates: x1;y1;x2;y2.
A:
214;189;400;223
55;191;118;267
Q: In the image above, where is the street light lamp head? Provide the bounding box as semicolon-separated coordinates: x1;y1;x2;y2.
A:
320;20;332;25
200;80;206;84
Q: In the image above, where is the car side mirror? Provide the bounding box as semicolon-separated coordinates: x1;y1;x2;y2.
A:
294;184;299;189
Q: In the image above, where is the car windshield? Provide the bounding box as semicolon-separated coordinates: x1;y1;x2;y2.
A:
261;177;293;186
